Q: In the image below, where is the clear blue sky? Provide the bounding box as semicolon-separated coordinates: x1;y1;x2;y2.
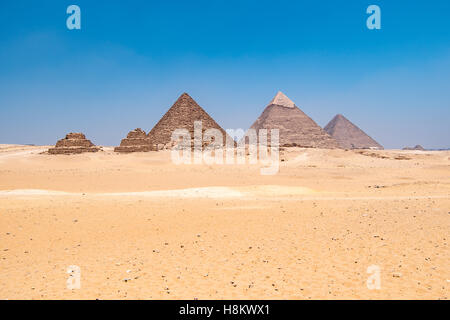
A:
0;0;449;148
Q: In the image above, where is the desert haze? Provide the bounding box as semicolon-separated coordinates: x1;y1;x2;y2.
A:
0;144;448;299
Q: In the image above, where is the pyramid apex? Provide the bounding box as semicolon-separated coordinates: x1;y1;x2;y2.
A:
174;92;196;103
269;91;296;108
331;114;346;122
179;92;192;98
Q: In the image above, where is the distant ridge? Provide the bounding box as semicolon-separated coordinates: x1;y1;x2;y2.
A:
324;114;383;149
249;91;339;148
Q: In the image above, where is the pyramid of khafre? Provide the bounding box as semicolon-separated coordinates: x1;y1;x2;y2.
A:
249;91;340;148
114;128;155;153
324;114;383;149
148;93;230;148
48;133;101;154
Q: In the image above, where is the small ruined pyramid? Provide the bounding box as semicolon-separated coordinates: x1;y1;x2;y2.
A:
148;93;229;148
249;91;340;148
48;133;101;154
403;145;425;151
114;128;155;153
324;114;383;149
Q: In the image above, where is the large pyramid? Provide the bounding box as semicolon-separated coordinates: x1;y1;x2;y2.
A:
249;91;340;148
48;133;101;154
148;93;229;147
324;114;383;149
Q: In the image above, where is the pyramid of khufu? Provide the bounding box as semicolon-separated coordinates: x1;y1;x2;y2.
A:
114;128;155;153
248;91;340;148
48;133;101;154
148;93;230;149
324;114;383;149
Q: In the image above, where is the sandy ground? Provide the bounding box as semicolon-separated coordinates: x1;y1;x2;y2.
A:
0;145;448;299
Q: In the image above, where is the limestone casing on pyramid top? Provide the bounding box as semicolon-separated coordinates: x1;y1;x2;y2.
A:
268;91;296;109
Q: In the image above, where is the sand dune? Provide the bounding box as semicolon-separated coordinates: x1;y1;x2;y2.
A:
0;145;448;299
1;186;448;201
0;185;314;199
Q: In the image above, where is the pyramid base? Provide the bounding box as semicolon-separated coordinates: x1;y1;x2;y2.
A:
48;147;101;155
114;145;156;153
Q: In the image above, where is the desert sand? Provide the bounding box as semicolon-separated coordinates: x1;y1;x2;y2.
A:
0;144;448;299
